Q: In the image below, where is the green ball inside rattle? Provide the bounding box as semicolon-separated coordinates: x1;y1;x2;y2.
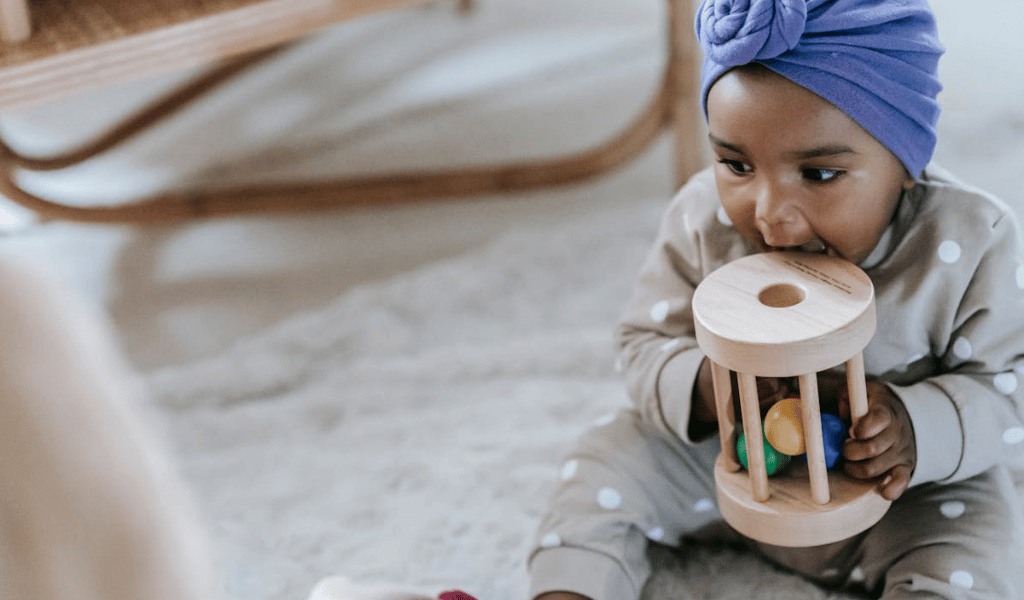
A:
737;429;791;476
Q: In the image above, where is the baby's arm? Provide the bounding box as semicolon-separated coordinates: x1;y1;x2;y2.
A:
616;169;740;442
865;201;1024;491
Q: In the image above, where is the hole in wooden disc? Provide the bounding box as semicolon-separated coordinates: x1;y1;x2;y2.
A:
758;283;806;308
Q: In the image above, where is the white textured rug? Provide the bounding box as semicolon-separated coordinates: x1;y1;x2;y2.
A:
144;195;863;600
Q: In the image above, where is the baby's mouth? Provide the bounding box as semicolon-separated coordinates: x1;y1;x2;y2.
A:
765;238;837;256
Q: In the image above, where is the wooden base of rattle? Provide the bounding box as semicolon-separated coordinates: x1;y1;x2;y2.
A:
693;252;891;548
715;457;891;547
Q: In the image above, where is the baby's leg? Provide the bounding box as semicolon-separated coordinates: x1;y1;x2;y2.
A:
0;259;216;600
856;467;1024;599
528;409;722;600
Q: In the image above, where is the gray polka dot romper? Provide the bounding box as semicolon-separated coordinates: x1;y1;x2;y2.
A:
528;166;1024;600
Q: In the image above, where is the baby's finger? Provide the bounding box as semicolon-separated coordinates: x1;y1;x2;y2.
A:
843;446;896;480
844;417;901;462
878;464;913;501
849;403;894;441
843;419;903;479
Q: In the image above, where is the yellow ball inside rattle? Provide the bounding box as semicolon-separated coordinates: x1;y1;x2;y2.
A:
764;397;806;456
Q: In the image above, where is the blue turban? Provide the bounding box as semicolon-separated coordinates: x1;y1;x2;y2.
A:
696;0;944;177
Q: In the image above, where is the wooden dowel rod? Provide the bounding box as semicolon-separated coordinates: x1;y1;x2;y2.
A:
711;361;739;472
798;373;829;505
665;0;707;186
0;45;289;172
0;0;31;43
846;353;869;426
738;372;769;502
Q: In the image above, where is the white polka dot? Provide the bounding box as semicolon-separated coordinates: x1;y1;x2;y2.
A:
821;568;841;578
908;352;926;364
693;498;715;513
1016;263;1024;290
940;501;966;519
1003;427;1024;445
646;526;665;541
660;338;683;352
597;487;623;510
592;413;616;427
949;570;974;590
650;300;670;323
717;206;732;226
540;532;562;548
560;460;579;481
995;372;1019;395
614;357;624;373
850;566;865;582
953;337;973;360
938;240;962;264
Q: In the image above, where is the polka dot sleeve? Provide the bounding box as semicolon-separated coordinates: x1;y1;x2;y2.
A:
615;168;752;442
885;183;1024;487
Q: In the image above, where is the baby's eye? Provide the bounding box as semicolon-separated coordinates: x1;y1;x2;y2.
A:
718;158;751;175
802;168;843;182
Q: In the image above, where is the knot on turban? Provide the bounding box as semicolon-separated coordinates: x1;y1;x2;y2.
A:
696;0;807;65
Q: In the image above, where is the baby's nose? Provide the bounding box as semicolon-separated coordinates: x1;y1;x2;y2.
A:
755;192;808;248
757;211;808;248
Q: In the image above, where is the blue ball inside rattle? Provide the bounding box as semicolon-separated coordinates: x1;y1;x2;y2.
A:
820;412;847;469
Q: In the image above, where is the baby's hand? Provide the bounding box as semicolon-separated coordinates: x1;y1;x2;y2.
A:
841;381;916;501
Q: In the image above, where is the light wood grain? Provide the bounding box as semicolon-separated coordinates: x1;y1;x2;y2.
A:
797;374;829;505
0;0;31;43
0;0;434;111
711;360;740;472
715;456;891;548
666;0;706;183
693;252;876;377
738;372;769;502
847;352;869;423
693;252;890;547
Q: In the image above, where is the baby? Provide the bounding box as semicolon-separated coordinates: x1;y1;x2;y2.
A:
528;1;1024;599
322;0;1024;599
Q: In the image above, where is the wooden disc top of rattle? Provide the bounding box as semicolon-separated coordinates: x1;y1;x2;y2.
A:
693;252;875;377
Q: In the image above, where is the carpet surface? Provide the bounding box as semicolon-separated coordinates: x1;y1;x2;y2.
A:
144;195;864;600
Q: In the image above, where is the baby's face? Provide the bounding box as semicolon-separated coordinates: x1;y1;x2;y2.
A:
706;64;914;265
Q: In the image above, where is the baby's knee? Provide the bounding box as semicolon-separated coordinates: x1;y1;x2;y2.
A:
882;542;1017;599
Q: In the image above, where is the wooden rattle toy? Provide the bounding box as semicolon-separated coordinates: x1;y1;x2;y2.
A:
692;251;891;547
